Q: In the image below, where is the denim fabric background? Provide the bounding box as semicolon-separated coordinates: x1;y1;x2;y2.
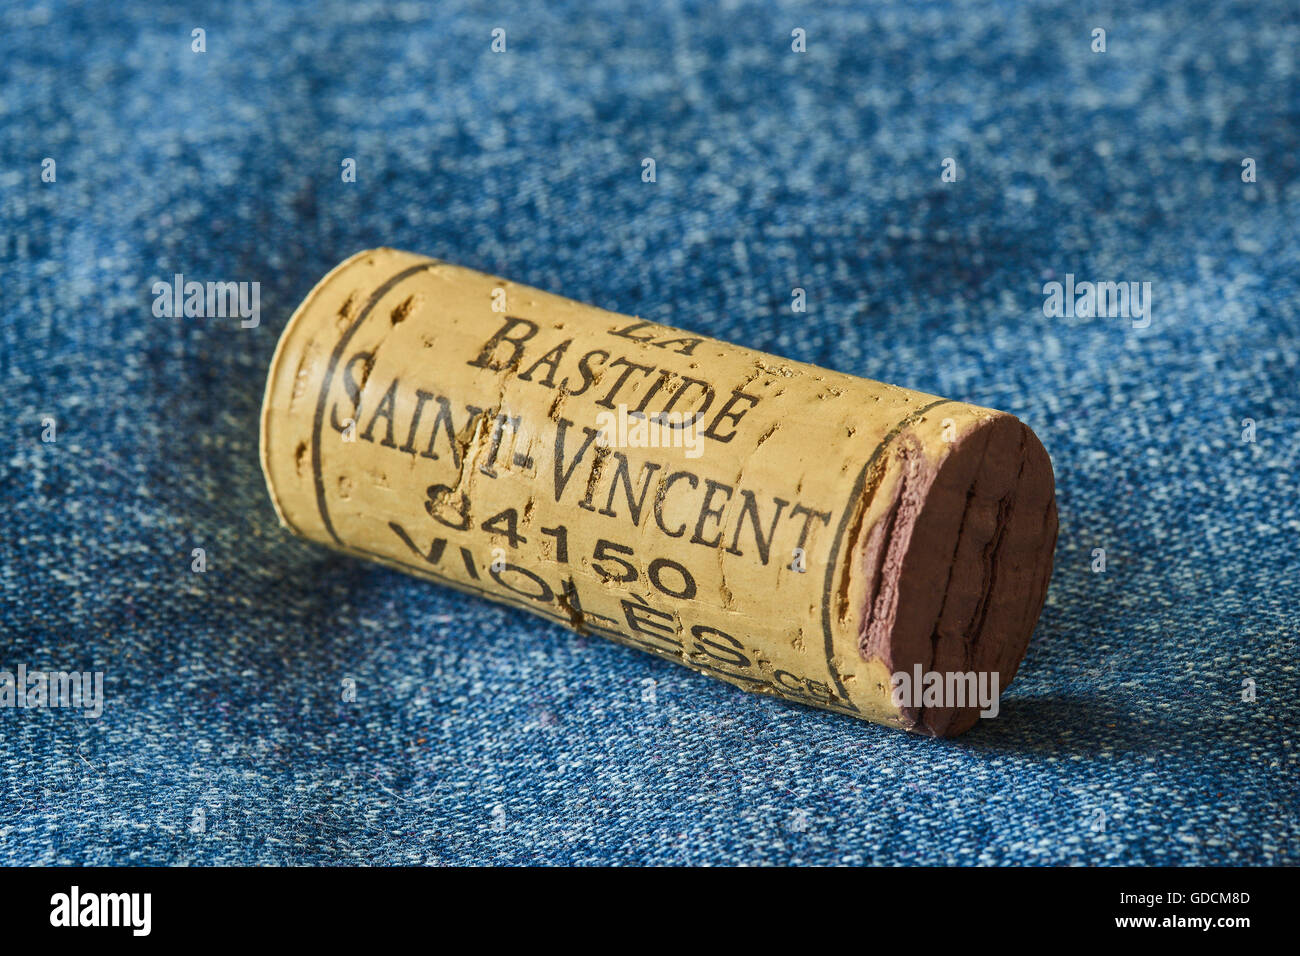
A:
1;0;1297;865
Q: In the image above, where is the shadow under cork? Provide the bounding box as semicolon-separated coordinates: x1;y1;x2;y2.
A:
954;695;1160;755
955;692;1250;759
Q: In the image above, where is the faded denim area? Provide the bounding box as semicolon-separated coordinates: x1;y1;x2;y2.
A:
1;0;1297;865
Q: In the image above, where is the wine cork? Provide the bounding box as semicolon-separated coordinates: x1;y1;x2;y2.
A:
260;249;1057;736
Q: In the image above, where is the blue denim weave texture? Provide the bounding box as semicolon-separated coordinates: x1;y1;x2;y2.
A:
1;0;1297;865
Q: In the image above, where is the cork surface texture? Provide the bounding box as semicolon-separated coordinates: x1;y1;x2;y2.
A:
261;249;1057;734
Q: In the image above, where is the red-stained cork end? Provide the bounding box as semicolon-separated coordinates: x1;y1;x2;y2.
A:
856;415;1058;737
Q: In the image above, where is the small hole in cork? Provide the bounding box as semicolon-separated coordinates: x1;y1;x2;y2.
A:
390;295;415;325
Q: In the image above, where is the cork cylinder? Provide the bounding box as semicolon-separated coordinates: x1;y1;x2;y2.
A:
260;249;1058;736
